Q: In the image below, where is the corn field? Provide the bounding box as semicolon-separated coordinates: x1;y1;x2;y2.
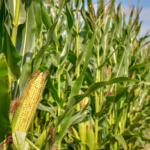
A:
0;0;150;149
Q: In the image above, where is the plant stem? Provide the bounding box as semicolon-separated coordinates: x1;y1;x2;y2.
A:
95;44;100;145
76;12;80;111
54;1;61;149
40;28;43;48
11;0;21;46
76;11;86;150
11;0;21;99
104;35;107;57
56;25;61;150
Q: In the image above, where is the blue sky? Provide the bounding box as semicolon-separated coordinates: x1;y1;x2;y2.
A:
93;0;150;36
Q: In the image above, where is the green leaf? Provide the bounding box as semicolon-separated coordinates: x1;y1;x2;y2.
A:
97;0;103;17
76;36;87;66
122;130;135;141
46;76;63;107
53;109;73;146
0;53;11;143
84;72;94;86
105;0;115;34
70;32;96;97
63;69;73;86
129;62;149;73
68;50;76;64
49;53;58;67
47;21;58;45
95;87;128;118
75;0;82;10
66;3;73;30
58;77;139;125
40;0;52;29
113;108;124;132
54;107;90;144
0;0;3;10
57;33;72;74
58;0;72;17
87;0;95;17
111;45;126;79
4;0;26;25
2;27;21;80
115;135;127;150
71;107;90;125
81;4;89;29
37;103;56;118
58;0;65;16
19;1;36;92
33;0;42;37
85;11;95;32
33;44;48;72
97;48;118;70
53;77;139;147
33;21;57;72
35;127;50;149
0;3;21;80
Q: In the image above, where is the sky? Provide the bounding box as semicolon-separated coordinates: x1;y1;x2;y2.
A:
93;0;150;36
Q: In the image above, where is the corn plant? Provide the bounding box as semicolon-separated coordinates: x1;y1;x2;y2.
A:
0;0;150;150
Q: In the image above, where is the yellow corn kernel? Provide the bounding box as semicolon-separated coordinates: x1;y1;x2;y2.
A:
15;72;46;132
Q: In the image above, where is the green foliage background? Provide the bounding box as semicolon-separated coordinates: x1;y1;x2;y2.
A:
0;0;150;149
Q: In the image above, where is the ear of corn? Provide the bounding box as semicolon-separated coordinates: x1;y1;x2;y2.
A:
34;126;50;149
78;122;86;146
86;122;95;150
12;71;48;133
80;97;89;109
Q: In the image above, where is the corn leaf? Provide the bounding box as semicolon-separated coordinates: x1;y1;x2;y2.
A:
115;135;127;150
0;3;21;80
18;1;36;92
0;53;11;143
